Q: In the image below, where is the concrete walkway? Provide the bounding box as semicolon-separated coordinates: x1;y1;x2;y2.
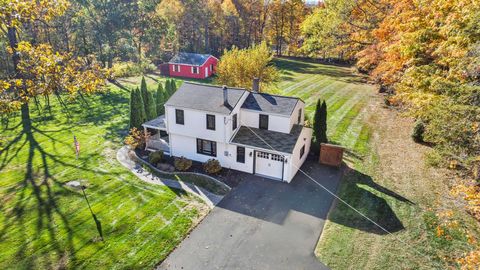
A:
117;146;224;208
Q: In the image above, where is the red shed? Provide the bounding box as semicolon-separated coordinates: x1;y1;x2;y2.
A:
168;52;218;79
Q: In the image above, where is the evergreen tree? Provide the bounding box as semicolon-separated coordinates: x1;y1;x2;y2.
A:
129;88;147;130
140;76;149;105
140;76;156;120
170;79;177;94
156;83;165;115
312;99;328;155
319;100;328;143
164;79;172;99
146;90;157;120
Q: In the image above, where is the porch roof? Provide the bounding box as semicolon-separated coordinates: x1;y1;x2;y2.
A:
142;115;167;130
230;125;304;154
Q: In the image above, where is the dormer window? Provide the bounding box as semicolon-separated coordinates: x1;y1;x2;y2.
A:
206;114;215;130
259;114;268;130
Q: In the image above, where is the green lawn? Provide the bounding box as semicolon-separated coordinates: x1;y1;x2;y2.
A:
0;81;208;269
273;58;374;155
1;58;474;270
272;58;478;269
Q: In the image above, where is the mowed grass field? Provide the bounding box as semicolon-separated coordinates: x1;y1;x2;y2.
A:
273;58;374;155
0;81;208;269
273;58;478;270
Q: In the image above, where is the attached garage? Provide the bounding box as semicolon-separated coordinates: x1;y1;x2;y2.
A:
254;151;285;180
231;124;312;183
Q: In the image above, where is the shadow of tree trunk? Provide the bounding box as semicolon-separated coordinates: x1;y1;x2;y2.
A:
7;103;78;268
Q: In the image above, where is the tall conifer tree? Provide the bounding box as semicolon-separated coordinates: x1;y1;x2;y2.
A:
129;88;147;129
312;99;328;154
156;83;165;115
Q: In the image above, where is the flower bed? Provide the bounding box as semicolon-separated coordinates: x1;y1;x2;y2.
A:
132;149;231;196
135;149;247;187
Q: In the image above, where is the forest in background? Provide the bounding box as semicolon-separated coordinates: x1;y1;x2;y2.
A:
301;0;480;220
0;0;315;79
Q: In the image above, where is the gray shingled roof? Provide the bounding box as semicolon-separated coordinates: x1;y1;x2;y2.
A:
169;52;213;66
165;82;247;114
142;115;166;129
231;125;304;154
241;92;300;116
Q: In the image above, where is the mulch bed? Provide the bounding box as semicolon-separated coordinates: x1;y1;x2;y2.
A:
135;148;246;188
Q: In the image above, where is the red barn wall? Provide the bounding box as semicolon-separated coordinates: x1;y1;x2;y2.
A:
169;56;218;79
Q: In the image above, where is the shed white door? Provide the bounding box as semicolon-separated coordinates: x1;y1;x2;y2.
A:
255;151;284;180
205;67;209;78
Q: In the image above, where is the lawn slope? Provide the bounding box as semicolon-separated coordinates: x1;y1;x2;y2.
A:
0;85;208;269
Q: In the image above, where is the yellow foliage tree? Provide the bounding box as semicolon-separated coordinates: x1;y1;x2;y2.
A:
216;42;278;90
0;0;107;121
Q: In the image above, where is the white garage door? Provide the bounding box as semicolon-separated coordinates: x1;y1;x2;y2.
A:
255;151;284;180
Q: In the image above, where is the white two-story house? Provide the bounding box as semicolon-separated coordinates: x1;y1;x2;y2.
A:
142;81;312;182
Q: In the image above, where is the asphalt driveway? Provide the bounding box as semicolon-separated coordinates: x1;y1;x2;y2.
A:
158;161;342;270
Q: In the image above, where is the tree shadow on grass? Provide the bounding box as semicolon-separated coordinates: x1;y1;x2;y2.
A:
329;166;412;234
0;106;121;268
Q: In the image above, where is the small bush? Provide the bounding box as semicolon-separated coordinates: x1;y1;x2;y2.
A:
203;159;222;174
111;60;156;78
149;151;164;165
412;120;426;143
425;150;444;167
174;156;192;171
124;128;149;150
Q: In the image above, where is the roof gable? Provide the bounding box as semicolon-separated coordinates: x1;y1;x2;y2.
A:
169;52;214;66
165;82;247;115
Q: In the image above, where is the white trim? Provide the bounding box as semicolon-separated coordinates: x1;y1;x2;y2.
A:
142;124;167;130
228;140;292;156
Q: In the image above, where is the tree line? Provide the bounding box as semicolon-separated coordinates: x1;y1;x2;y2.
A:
302;0;480;182
0;0;317;76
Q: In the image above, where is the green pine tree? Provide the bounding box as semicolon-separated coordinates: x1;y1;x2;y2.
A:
140;76;156;120
164;79;172;99
319;100;328;143
140;76;149;105
146;90;156;120
129;88;147;130
312;99;328;155
156;83;165;115
170;79;177;94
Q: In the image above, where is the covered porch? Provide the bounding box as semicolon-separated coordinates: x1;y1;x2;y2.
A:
142;115;170;154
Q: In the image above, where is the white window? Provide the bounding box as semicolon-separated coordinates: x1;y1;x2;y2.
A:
191;66;199;74
173;65;180;72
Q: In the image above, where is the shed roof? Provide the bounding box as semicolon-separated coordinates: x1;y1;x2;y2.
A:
231;125;304;154
165;82;247;115
169;52;214;66
241;92;300;116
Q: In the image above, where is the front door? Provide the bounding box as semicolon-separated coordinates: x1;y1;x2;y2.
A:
205;67;209;78
255;151;284;180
